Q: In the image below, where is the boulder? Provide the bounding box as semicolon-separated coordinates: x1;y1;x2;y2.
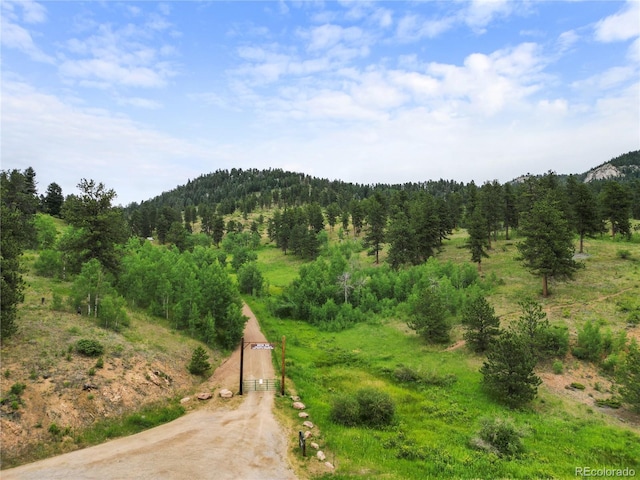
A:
197;392;212;400
325;462;335;470
290;395;300;402
298;412;309;418
219;389;233;398
180;397;191;404
310;442;319;450
292;401;306;410
317;451;326;461
302;420;314;429
304;431;313;439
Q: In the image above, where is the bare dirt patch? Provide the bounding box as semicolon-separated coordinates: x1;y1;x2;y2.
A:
2;305;298;480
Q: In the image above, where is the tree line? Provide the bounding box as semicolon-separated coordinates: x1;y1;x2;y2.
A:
1;169;245;350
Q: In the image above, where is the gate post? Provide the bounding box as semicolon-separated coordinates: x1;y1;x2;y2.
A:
239;337;244;395
281;336;286;396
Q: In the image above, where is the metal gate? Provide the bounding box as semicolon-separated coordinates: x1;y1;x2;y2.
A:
242;378;281;392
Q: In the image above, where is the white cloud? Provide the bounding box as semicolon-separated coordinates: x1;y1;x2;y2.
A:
572;66;637;91
116;97;163;109
463;0;512;32
594;1;640;43
1;81;208;205
396;14;453;41
19;0;47;24
59;22;178;88
0;17;54;63
557;30;579;53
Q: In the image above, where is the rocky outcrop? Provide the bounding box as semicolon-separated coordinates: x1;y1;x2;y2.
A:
584;163;622;182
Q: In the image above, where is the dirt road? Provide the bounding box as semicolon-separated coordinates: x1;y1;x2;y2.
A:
2;304;297;480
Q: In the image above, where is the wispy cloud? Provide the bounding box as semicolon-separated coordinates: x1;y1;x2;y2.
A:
594;0;640;43
0;0;53;63
59;7;179;89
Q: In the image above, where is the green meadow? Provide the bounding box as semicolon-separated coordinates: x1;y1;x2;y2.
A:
248;227;640;479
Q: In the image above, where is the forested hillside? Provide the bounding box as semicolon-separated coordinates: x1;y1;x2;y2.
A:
2;152;640;476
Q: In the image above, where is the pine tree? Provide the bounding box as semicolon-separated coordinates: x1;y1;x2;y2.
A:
618;340;640;413
600;181;632;238
363;193;386;264
481;331;542;407
466;209;490;272
42;182;64;216
188;346;211;376
407;287;451;344
516;196;581;297
566;176;604;253
386;210;415;269
462;296;500;353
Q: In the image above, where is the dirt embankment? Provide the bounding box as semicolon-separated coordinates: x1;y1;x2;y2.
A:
2;305;298;480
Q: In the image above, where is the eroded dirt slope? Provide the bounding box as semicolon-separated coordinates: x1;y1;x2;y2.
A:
2;305;297;480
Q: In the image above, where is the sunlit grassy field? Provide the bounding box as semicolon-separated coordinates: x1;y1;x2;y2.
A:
248;225;640;479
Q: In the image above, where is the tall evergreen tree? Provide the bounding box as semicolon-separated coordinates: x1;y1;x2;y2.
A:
503;182;518;240
1;169;40;339
566;176;604;253
462;296;500;353
42;182;64;216
516;196;581;297
363;193;387;264
478;180;504;248
386;210;415;269
599;181;632;238
60;179;128;274
466;209;490;272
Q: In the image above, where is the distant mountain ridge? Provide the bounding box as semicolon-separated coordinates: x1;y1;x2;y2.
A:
132;150;639;211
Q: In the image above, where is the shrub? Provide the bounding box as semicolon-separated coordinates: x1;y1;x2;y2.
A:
76;339;105;357
601;354;619;373
330;388;395;428
10;382;26;396
473;417;527;457
616;249;632;260
595;397;622;409
572;321;603;361
188;346;211;376
48;423;61;436
330;395;360;427
537;325;570;358
552;360;563;374
355;388;396;428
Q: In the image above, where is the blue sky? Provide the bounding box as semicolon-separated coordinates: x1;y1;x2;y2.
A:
2;0;639;206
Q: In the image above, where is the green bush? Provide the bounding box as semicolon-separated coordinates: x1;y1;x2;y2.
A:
473;417;527;457
572;321;603;361
76;339;105;357
552;360;563;374
330;387;396;428
330;395;360;427
10;382;26;396
537;324;570;358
